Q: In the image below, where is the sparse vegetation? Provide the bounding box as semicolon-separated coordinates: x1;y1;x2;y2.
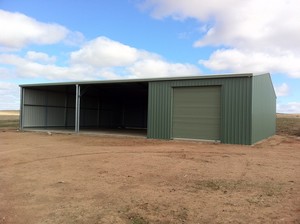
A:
193;179;250;191
276;114;300;136
0;119;19;128
192;179;282;195
0;110;19;129
128;214;149;224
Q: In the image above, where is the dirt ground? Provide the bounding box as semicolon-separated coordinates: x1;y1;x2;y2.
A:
0;129;299;224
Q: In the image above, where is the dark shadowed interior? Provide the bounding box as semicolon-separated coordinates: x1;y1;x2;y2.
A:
22;82;148;136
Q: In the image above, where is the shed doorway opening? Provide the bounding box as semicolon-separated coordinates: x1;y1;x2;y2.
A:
79;82;148;137
21;82;148;138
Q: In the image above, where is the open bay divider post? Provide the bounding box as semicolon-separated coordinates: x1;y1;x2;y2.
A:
19;87;24;130
75;84;81;133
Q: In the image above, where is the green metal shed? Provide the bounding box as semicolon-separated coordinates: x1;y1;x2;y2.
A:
19;72;276;145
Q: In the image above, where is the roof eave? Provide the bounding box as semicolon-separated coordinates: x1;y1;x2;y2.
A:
19;72;266;87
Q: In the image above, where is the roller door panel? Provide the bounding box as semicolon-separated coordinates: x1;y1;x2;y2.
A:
173;86;221;140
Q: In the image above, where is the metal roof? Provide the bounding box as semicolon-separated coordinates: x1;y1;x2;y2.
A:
19;72;269;87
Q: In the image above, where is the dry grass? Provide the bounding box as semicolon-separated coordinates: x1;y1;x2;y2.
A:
276;114;300;136
0;110;20;116
0;110;19;128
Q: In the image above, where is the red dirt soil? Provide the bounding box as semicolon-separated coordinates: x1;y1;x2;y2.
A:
0;130;299;224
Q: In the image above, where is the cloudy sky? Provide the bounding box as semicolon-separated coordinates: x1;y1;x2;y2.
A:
0;0;299;113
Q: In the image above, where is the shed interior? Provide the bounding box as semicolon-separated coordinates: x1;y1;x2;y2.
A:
22;82;148;136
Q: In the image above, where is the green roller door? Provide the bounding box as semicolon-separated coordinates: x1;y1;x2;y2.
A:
172;86;221;140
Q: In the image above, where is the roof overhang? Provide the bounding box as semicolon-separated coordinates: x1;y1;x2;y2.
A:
19;72;269;87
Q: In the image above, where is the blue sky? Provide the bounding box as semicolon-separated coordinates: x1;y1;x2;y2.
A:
0;0;299;113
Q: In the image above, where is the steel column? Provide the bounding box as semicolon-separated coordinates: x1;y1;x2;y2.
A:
19;87;24;130
75;84;81;133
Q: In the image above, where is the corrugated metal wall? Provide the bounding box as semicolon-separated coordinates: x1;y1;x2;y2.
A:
23;88;75;128
23;89;47;127
251;74;276;143
148;82;172;139
148;77;253;144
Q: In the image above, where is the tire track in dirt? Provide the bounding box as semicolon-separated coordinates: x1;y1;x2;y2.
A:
0;151;248;168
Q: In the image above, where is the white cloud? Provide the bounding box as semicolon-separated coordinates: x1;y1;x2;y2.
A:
141;0;300;51
0;67;12;80
70;36;200;78
0;36;201;81
140;0;300;78
25;51;56;64
0;82;20;110
64;31;85;46
96;69;123;80
199;49;300;78
274;83;289;97
128;59;200;78
0;10;83;50
192;1;300;52
71;37;142;67
277;102;300;114
0;54;97;80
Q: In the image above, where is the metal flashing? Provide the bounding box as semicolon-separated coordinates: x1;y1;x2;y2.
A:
19;72;262;87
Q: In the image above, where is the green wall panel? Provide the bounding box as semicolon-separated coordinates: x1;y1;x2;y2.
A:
148;77;253;144
148;81;172;139
251;74;276;143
